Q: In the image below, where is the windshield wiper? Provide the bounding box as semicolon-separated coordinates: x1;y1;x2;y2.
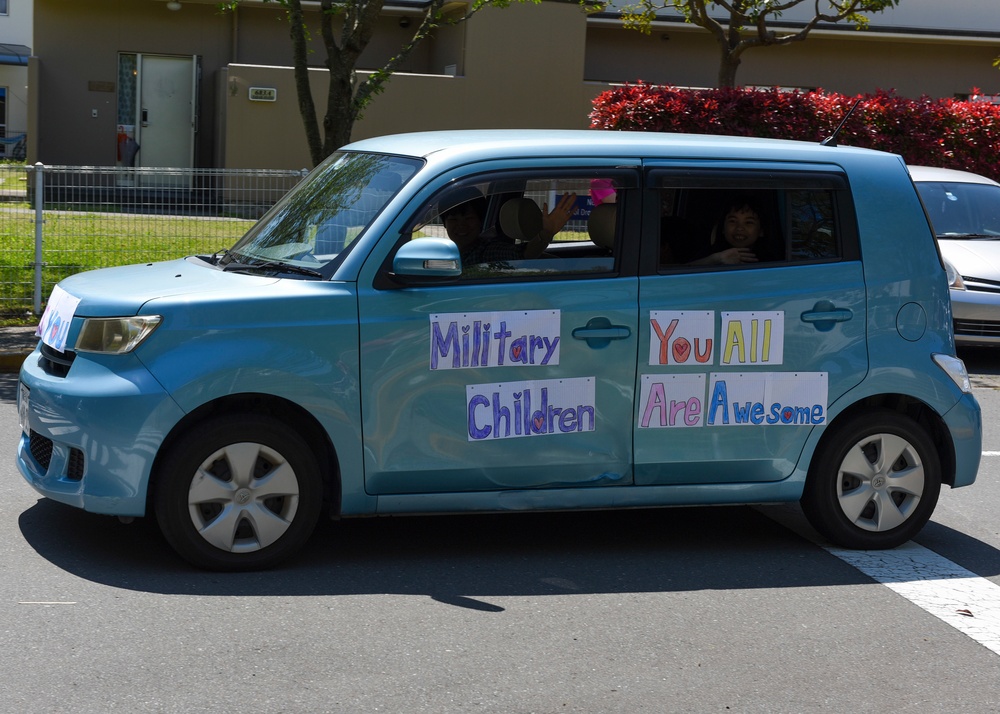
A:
222;259;324;278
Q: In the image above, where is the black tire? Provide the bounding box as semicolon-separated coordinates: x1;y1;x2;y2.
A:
801;409;941;549
154;414;324;571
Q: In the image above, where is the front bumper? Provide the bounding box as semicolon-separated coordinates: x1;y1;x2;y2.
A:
16;348;186;517
943;391;982;488
951;288;1000;346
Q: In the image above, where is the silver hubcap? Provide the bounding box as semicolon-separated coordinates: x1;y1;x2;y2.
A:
188;442;301;553
836;432;925;533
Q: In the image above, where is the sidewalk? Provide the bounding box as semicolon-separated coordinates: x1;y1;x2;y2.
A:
0;325;38;373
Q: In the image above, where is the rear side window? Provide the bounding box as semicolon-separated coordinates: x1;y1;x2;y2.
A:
788;189;838;260
650;170;856;270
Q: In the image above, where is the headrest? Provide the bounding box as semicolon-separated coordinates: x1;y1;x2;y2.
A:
500;198;543;242
588;203;616;250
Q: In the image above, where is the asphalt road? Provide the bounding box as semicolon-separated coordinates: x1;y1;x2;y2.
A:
1;352;1000;713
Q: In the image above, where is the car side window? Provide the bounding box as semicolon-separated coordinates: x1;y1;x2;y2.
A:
408;172;636;282
787;189;838;261
654;172;851;271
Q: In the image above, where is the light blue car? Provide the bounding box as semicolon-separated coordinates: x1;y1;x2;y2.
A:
17;130;982;570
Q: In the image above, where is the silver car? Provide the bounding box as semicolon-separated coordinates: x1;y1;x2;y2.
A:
911;165;1000;347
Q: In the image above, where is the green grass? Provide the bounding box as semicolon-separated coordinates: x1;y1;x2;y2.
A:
1;208;591;324
0;208;255;323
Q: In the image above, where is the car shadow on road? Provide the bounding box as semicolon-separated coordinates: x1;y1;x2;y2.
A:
959;346;1000;377
17;498;1000;604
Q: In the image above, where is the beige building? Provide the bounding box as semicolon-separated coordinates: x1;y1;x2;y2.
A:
0;0;30;157
29;0;1000;170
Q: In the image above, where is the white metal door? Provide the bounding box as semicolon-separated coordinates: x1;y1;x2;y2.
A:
136;55;196;179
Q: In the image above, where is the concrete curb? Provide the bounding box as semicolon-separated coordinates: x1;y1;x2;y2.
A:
0;326;39;373
0;351;30;373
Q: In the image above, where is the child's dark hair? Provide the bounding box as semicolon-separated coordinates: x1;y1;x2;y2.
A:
723;193;763;220
441;187;487;221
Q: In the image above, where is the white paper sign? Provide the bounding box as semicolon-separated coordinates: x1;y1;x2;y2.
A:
431;310;560;370
466;376;595;440
36;285;81;353
706;372;827;426
719;311;784;366
648;310;715;366
638;373;706;428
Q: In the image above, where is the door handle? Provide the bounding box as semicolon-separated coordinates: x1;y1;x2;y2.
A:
801;300;853;332
572;317;631;349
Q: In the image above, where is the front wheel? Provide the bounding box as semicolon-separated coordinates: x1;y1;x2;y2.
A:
801;410;941;550
154;415;324;571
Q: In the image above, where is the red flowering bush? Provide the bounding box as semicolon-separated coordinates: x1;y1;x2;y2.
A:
590;83;1000;181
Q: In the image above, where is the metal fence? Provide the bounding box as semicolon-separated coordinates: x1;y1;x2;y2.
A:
0;164;308;320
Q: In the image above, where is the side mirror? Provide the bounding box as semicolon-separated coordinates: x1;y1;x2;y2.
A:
392;238;462;278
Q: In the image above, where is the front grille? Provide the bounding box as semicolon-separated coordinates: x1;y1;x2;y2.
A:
39;343;76;378
965;284;1000;295
954;319;1000;338
27;431;84;481
962;275;1000;294
67;448;85;481
28;430;53;469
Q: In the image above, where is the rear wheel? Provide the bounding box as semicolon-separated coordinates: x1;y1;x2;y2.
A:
154;414;323;571
801;410;941;549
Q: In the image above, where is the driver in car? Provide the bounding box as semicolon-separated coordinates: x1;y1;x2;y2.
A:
441;187;578;264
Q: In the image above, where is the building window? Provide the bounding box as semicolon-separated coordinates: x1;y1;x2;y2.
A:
0;1;9;16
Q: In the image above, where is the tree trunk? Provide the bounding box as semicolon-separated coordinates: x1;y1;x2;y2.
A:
288;0;324;166
317;0;381;163
323;64;356;158
717;53;740;88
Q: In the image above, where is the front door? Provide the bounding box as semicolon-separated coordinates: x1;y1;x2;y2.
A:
357;168;641;495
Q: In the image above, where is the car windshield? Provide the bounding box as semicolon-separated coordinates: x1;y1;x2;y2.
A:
224;151;422;272
917;180;1000;239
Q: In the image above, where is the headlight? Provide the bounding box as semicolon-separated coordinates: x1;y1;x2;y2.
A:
75;316;162;354
933;353;972;394
944;259;966;290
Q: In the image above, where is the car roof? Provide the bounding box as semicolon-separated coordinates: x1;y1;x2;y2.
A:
909;164;1000;186
342;129;892;165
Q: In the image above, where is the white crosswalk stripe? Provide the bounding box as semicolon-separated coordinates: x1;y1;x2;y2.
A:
826;543;1000;657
